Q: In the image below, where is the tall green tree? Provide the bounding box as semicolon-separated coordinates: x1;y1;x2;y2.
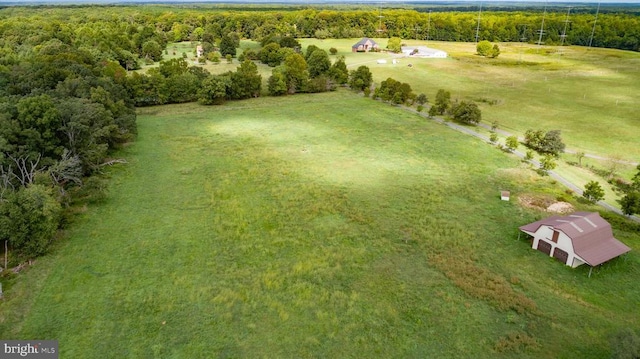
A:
259;43;283;67
0;185;61;259
304;45;321;61
328;56;349;85
279;36;301;50
583;181;605;203
307;49;331;78
219;34;237;58
230;60;262;99
348;66;372;92
505;136;519;152
387;37;402;53
198;75;231;105
14;95;63;164
524;129;565;157
433;89;451;115
539;154;557;174
282;53;308;94
376;78;414;105
451;101;481;125
620;165;640;216
267;67;288;96
157;58;190;78
621;192;640;216
141;40;163;62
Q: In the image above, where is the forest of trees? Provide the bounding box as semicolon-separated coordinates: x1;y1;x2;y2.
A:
0;3;638;264
0;5;638;57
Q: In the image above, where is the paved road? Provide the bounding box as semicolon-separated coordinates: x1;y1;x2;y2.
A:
476;122;639;166
403;106;640;223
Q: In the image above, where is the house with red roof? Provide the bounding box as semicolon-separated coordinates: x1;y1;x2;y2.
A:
519;212;630;268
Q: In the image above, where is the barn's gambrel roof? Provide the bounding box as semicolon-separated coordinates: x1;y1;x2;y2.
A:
519;212;631;266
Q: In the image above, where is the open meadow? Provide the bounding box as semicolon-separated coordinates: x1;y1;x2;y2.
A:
298;38;640;163
158;38;638;208
149;39;640;165
1;91;639;357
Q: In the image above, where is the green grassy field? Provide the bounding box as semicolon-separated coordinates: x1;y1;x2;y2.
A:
163;38;639;165
1;91;639;357
296;38;640;163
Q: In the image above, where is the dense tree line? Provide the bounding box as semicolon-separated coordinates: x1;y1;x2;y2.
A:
0;24;137;264
0;5;638;59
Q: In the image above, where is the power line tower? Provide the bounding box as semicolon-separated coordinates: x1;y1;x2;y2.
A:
475;1;483;43
518;23;528;63
377;7;385;35
537;2;547;47
519;24;529;43
426;10;432;45
589;2;601;48
560;7;571;47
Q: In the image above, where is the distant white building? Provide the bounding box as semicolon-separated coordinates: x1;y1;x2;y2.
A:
402;46;447;58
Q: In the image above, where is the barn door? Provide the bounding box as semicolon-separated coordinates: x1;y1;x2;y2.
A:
537;240;552;256
553;248;569;264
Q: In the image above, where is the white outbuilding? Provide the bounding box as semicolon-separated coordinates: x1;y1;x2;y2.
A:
402;46;447;58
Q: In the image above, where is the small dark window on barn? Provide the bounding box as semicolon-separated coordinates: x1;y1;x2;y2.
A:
551;230;559;243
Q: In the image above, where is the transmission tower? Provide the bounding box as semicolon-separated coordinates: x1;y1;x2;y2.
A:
537;2;547;46
518;24;528;63
519;24;529;43
377;7;385;35
475;1;483;43
560;7;571;47
426;10;432;44
589;2;601;48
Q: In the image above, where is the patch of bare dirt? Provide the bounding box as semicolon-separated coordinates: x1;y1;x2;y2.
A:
546;202;575;214
518;194;555;212
517;194;574;214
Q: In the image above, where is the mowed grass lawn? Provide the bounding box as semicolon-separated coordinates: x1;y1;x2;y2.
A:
2;91;639;358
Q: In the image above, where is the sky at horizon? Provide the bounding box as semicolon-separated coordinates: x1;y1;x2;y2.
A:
2;0;640;3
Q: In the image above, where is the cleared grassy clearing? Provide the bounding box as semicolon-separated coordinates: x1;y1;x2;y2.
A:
298;38;640;163
1;91;638;358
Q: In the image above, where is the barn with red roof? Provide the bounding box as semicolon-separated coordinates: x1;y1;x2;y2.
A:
519;212;630;268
